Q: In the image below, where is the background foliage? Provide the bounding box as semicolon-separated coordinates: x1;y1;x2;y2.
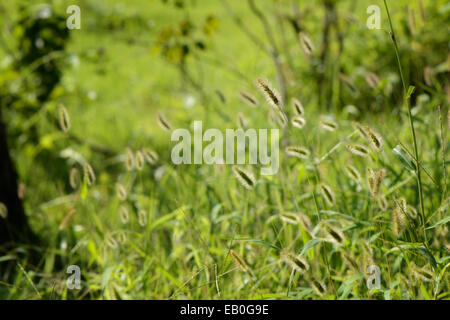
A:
0;0;448;299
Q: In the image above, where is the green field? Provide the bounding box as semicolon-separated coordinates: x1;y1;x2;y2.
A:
0;0;449;299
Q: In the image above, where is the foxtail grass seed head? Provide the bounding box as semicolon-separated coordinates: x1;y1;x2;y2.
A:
285;146;310;159
18;183;26;199
291;98;304;116
118;231;127;244
322;223;345;244
366;168;386;197
361;244;374;275
232;166;256;190
341;251;359;270
138;209;147;227
106;235;118;249
346;143;370;157
255;77;283;110
69;167;80;189
364;126;384;152
291;116;306;129
406;205;418;219
319;183;335;206
276;110;288;127
280;251;309;274
83;163;96;186
412;265;434;282
392;206;405;237
352;121;369;141
115;183;127;201
319;119;338;132
298;213;313;234
345;164;362;183
0;202;7;219
125;148;135;171
229;249;249;272
142;148;158;165
135;150;145;171
237;112;247;129
279;212;300;225
58;104;71;133
364;71;380;89
119;205;130;224
156;111;172;131
310;279;327;297
298;32;315;56
237;90;259;108
59;209;76;230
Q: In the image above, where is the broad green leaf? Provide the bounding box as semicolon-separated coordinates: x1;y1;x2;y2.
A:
393;145;416;171
426;215;450;230
300;239;324;256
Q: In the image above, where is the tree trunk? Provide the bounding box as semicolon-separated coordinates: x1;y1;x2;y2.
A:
0;108;35;249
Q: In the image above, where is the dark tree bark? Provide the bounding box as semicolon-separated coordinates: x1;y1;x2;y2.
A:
0;108;35;249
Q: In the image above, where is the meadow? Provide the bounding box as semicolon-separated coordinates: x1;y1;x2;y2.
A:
0;0;448;299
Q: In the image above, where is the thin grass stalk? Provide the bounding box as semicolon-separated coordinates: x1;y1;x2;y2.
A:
383;0;427;247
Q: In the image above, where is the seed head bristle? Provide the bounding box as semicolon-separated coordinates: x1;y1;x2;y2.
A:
319;183;335;206
298;213;313;234
276;110;288;127
411;265;433;282
364;126;384;152
346;143;370;157
291;116;306;129
341;251;359;270
322;223;345;244
83;163;96;186
125;148;135;171
156;111;172;131
285;146;310;160
280;251;309;274
18;183;26;199
238;90;259;108
237;112;247;129
106;235;118;249
229;249;249;272
291;98;304;116
255;77;283;110
142;148;159;165
345;164;362;183
0;202;8;219
366;168;386;197
119;205;130;224
298;32;315;56
135;150;145;171
115;182;127;201
69;167;80;189
138;209;148;227
58;104;71;133
310;279;327;297
232;166;256;190
364;71;380;89
352;121;369;141
319;119;338;132
279;212;300;225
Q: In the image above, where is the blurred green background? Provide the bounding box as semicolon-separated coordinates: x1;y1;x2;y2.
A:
0;0;448;299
